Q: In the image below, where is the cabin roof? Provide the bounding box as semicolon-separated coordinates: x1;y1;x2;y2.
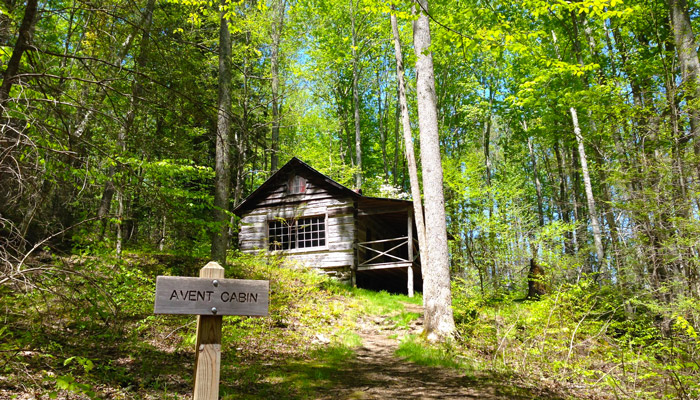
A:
233;157;412;215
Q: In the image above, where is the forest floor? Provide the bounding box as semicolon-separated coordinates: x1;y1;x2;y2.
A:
315;303;572;400
0;254;614;399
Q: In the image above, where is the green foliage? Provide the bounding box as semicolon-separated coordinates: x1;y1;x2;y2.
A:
396;335;470;371
49;357;98;399
336;287;422;316
389;311;421;330
3;0;700;397
449;279;700;399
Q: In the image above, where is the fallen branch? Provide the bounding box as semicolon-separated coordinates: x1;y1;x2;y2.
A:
0;216;100;285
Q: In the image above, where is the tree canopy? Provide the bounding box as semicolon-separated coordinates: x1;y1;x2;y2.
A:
2;0;700;396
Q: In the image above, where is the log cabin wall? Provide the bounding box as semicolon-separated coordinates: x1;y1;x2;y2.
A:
237;168;357;282
235;157;420;292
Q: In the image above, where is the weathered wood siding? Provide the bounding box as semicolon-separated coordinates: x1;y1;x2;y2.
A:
238;175;356;279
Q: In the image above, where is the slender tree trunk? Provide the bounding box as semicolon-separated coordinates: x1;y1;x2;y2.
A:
553;28;605;271
570;107;605;269
0;0;38;106
114;0;156;255
74;5;151;139
553;140;573;254
390;6;428;276
233;31;251;208
159;215;166;251
393;91;400;185
668;0;700;171
211;1;232;265
94;2;159;237
412;0;455;340
269;0;286;172
116;193;124;256
377;69;389;179
526;129;544;228
350;0;362;189
482;79;497;285
483;81;494;190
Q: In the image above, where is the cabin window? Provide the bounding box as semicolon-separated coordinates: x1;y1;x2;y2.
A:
268;216;325;250
288;175;307;194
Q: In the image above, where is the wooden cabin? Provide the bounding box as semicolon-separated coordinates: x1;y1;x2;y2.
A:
233;157;422;295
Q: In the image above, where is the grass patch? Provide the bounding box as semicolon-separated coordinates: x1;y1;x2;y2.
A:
335;329;363;348
222;343;358;399
396;335;471;371
340;287;422;316
390;311;421;329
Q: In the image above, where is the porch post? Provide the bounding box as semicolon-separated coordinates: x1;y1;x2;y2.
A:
352;201;358;287
407;209;414;297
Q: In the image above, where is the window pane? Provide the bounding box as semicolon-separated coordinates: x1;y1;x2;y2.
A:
269;216;325;250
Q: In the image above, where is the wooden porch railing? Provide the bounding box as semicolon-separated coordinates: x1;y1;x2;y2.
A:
357;236;419;267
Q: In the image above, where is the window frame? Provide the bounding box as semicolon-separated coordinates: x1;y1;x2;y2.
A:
268;215;326;251
287;175;307;195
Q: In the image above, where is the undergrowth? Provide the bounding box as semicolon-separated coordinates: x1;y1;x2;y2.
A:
448;280;700;400
7;246;692;399
396;335;470;371
0;250;371;399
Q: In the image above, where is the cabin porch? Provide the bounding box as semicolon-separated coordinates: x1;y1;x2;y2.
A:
355;198;422;295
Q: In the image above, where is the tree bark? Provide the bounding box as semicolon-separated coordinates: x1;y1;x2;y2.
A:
412;0;455;340
553;140;573;255
350;0;362;189
567;17;606;272
553;27;605;271
570;107;605;269
668;0;700;170
392;91;400;185
0;0;38;106
269;0;286;172
390;6;428;279
95;1;160;238
211;1;232;265
115;0;156;256
377;69;389;178
233;30;251;208
525;127;544;228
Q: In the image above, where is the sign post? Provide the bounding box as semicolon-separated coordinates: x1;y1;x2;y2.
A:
154;261;269;400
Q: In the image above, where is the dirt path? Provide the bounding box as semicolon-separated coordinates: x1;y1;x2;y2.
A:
318;304;567;400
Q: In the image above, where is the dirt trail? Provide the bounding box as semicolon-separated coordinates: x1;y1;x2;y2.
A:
319;303;566;400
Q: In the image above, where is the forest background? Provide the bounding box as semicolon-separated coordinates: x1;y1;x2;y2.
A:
1;0;700;398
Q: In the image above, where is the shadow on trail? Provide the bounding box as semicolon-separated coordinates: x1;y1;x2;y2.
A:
311;330;567;400
223;326;568;400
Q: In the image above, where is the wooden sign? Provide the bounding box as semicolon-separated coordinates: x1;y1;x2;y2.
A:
154;261;269;400
154;276;268;316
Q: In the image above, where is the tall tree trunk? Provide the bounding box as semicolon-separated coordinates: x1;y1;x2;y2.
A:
392;91;400;185
114;0;156;255
525;128;544;228
269;0;286;172
482;79;497;285
570;107;605;269
377;69;389;179
233;31;251;208
211;1;232;265
412;0;455;340
0;0;38;106
483;80;494;190
554;140;573;255
568;15;606;272
95;3;160;237
390;6;428;280
668;0;700;172
553;27;605;271
350;0;362;189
